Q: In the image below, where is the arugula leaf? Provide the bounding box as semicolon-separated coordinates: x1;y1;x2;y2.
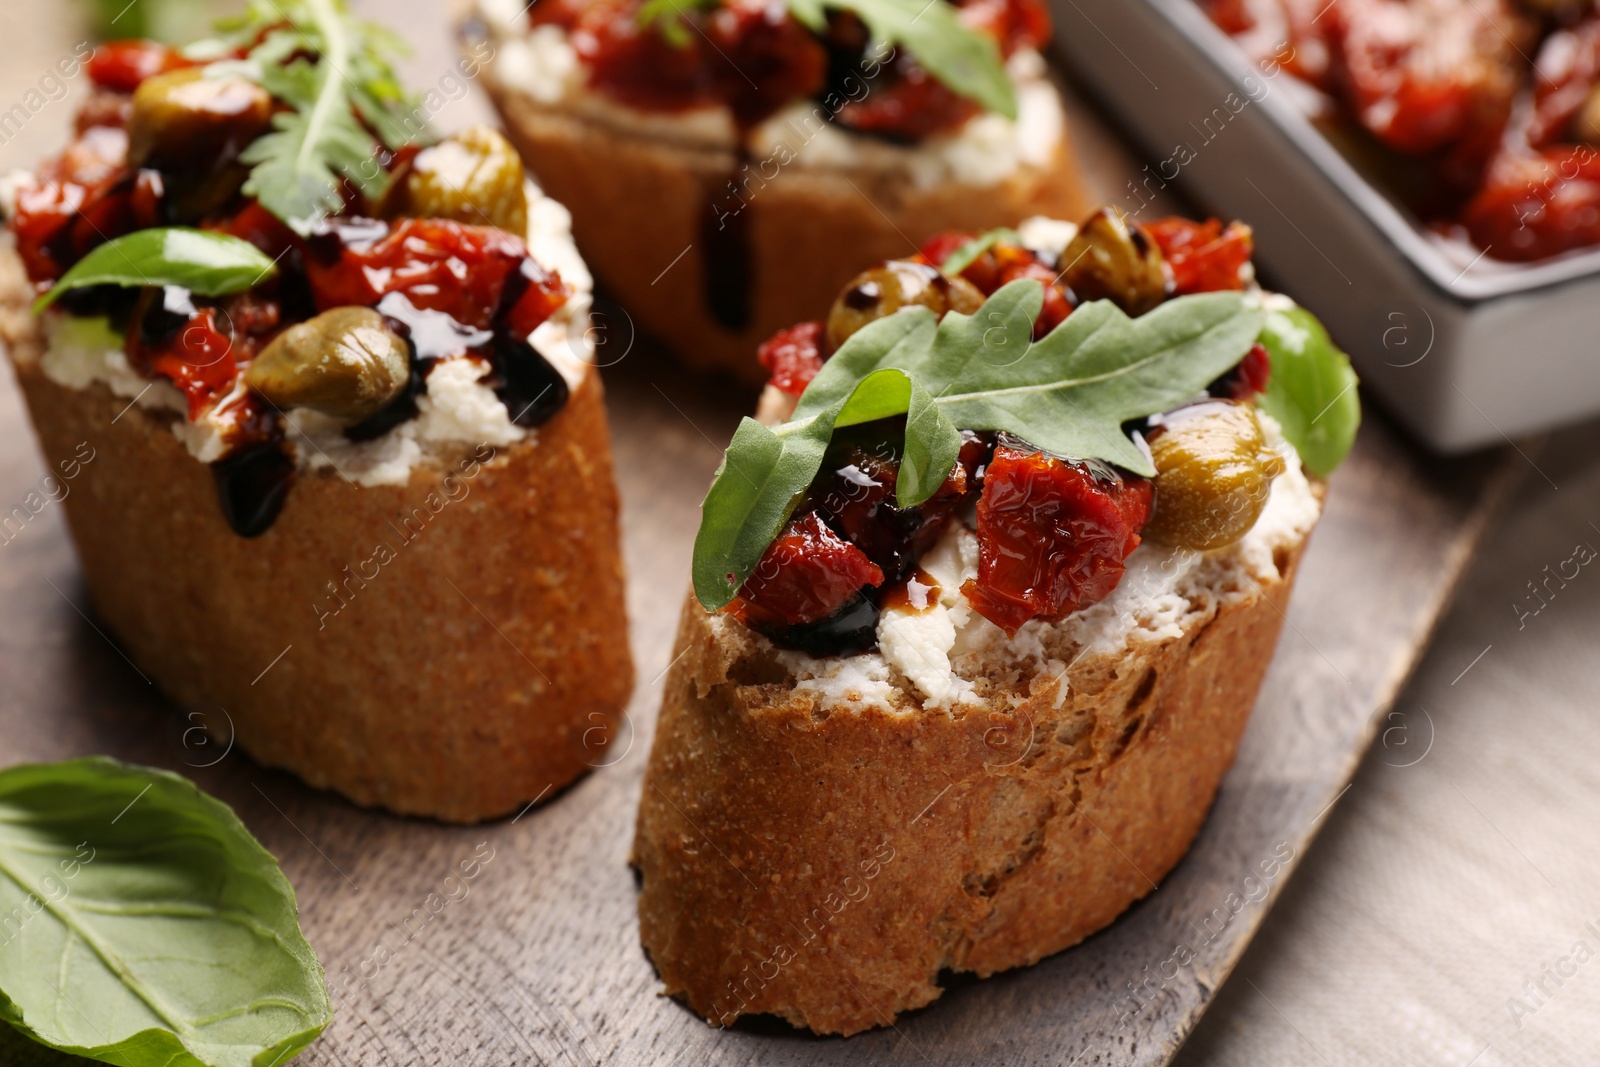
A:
33;229;279;313
937;227;1020;276
1256;305;1361;477
0;758;330;1067
787;0;1016;116
213;0;420;233
692;281;1267;609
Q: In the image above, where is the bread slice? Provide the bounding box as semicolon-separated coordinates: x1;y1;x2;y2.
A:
633;475;1321;1033
472;25;1087;383
0;249;633;823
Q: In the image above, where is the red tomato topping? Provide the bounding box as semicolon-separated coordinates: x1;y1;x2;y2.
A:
1461;147;1600;261
918;231;1074;335
735;512;885;626
962;443;1152;635
1528;19;1600;150
86;40;191;93
304;218;569;332
835;68;981;142
531;0;1045;138
1145;217;1253;294
147;309;241;419
11;128;161;282
1322;0;1529;156
758;321;826;395
1214;343;1272;402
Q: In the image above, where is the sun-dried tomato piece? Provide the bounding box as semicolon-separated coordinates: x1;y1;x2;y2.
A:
759;321;826;395
1323;0;1530;156
1461;147;1600;261
148;308;240;419
836;65;981;141
735;511;886;627
917;232;1075;335
303;217;569;332
1528;19;1600;150
86;40;192;94
1145;217;1254;294
963;441;1153;635
1211;343;1272;402
543;0;826;126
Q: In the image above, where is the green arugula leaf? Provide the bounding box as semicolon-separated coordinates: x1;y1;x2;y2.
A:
33;229;279;313
210;0;421;233
0;758;330;1067
692;281;1269;609
937;227;1020;276
1256;304;1360;477
788;0;1016;116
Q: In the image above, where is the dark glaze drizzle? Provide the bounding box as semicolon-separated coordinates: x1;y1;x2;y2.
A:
701;162;755;330
212;441;294;538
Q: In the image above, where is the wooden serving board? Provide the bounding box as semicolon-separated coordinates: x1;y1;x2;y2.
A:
0;343;1522;1067
0;5;1526;1062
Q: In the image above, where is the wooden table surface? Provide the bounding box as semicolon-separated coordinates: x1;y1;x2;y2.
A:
0;2;1531;1063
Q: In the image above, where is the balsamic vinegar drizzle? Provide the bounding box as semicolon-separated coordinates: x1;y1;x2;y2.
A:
212;442;294;539
702;151;755;331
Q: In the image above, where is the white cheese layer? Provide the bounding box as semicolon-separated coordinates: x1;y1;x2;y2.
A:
474;0;1064;190
756;417;1321;712
31;180;595;487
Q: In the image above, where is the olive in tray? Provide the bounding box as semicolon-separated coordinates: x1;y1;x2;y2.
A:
463;0;1086;383
0;6;631;822
631;207;1361;1034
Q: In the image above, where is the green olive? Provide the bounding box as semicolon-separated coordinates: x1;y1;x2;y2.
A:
127;68;273;172
383;126;529;234
1058;207;1170;316
825;260;986;351
245;308;410;424
1144;401;1285;551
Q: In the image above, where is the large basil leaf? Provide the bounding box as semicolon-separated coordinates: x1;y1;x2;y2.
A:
1256;304;1361;477
692;282;1268;609
33;229;280;312
0;758;330;1067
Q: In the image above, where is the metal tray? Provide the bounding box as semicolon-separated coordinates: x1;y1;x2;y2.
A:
1050;0;1600;451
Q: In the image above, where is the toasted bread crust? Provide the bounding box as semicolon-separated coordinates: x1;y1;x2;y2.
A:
481;77;1086;383
632;533;1308;1035
1;252;633;822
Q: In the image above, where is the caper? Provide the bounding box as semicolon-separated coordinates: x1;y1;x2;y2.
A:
125;68;274;220
382;126;529;234
825;260;986;351
1143;401;1285;551
245;307;411;424
127;68;273;172
1058;207;1170;316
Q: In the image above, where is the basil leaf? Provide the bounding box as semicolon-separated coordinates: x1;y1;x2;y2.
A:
692;282;1273;610
1256;305;1361;477
938;227;1020;276
786;0;1016;117
693;416;836;610
32;229;279;312
0;758;331;1067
